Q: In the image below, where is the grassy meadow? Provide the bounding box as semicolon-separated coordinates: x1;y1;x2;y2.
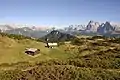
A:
0;35;73;64
0;34;120;80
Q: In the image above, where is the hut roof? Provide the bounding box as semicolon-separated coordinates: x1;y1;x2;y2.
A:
25;48;38;52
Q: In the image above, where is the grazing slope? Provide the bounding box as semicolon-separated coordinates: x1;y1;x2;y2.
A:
0;33;73;64
0;34;120;80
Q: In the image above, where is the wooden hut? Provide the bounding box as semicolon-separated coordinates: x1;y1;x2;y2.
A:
25;48;40;56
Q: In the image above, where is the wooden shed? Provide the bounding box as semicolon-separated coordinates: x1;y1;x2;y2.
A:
25;48;40;56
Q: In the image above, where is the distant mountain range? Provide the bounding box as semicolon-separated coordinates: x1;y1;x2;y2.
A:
0;21;120;38
0;25;53;38
64;21;120;36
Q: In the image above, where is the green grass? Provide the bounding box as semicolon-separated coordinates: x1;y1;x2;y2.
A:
0;35;120;80
0;36;73;64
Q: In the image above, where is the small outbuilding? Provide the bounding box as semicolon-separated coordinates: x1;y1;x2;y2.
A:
25;48;40;56
45;43;58;48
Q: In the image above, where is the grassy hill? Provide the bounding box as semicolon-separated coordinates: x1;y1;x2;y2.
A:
0;33;120;80
0;33;73;64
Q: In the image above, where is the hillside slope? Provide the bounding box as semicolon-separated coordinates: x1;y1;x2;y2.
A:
41;30;76;42
0;34;120;80
0;33;73;64
0;37;120;79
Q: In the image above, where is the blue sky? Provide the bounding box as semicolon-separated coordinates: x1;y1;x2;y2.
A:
0;0;120;27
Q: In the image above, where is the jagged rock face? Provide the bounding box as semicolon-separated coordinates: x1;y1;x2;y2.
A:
74;25;86;31
65;25;86;31
112;25;120;31
97;23;105;34
86;21;100;32
97;22;115;34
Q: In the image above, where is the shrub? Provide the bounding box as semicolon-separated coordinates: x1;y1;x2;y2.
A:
71;38;83;45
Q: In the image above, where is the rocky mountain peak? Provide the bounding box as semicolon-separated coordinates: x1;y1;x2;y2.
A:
89;20;94;23
97;21;115;34
104;21;115;31
85;20;100;32
105;21;110;24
